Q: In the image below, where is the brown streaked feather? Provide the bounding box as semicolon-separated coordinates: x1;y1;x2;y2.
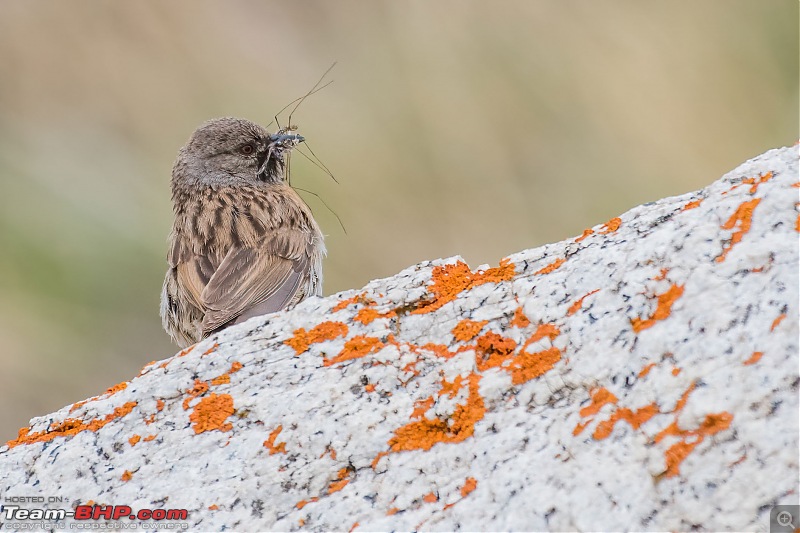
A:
227;272;303;327
200;246;305;335
162;178;324;348
175;261;207;310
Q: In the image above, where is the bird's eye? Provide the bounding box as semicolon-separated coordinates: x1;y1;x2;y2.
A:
240;143;255;155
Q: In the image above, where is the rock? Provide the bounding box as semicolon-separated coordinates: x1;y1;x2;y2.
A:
1;146;797;531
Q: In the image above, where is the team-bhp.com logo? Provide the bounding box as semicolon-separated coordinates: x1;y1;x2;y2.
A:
2;497;189;530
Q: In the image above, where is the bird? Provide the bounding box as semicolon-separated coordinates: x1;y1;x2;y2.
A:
160;117;325;348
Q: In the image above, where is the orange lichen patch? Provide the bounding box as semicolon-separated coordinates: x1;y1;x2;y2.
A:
143;434;156;442
177;346;194;357
631;284;685;333
416;342;459;359
298;519;305;527
209;362;242;385
638;363;656;378
600;217;622;234
480;258;517;283
654;268;669;281
741;171;773;194
423;492;438;503
188;379;210;397
681;199;702;211
439;376;465;399
264;425;287;455
332;293;370;312
796;213;800;232
210;374;231;386
389;374;485;452
202;343;219;355
534;258;566;275
400;360;420;378
320;446;338;460
567;289;600;316
182;379;210;410
386;507;399;516
575;228;594;242
129;435;141;447
671;367;681;376
460;477;478;497
579;388;619;418
654;412;733;478
499;324;562;385
743;351;764;365
508;347;561;385
572;421;590;436
349;522;359;533
730;453;747;467
69;399;91;413
452;319;489;342
525;323;561;345
7;401;138;449
593;403;659;440
189;394;234;434
365;383;376;393
328;468;353;494
295;497;318;510
144;414;156;425
371;451;389;469
715;198;761;263
105;382;128;396
412;259;516;315
324;335;385;366
354;308;379;325
121;470;132;482
411;397;435;419
721;183;742;195
674;382;696;413
156;399;165;412
770;313;786;331
285;321;349;355
412;261;474;314
208;505;219;511
510;308;531;328
354;307;397;325
573;388;619;436
475;332;517;371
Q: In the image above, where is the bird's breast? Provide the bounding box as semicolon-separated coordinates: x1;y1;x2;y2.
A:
172;185;320;259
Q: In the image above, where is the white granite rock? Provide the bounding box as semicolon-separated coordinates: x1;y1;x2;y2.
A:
1;146;797;532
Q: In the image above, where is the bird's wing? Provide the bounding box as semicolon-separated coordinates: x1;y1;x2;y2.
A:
199;228;312;335
174;254;216;311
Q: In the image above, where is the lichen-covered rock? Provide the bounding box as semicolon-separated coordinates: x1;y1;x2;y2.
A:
1;146;797;532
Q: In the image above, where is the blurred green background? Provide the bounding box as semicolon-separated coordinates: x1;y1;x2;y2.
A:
0;1;796;442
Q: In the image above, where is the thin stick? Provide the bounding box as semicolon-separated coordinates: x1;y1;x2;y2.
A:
268;79;334;131
287;62;337;130
267;61;337;132
294;145;339;184
300;141;338;184
293;186;347;235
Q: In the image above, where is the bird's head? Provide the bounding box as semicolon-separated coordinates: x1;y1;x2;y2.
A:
173;117;303;188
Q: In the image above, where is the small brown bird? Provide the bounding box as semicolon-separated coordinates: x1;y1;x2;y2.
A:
160;117;325;347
